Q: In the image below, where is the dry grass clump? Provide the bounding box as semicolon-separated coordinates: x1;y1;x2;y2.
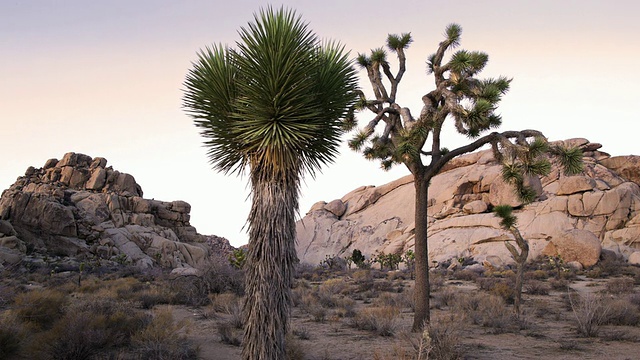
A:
352;306;401;336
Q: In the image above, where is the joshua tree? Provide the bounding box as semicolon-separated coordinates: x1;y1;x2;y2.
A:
183;7;358;359
350;24;582;330
493;204;528;316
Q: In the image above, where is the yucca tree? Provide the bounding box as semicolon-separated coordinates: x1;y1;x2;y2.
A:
491;137;582;316
350;24;582;330
183;7;358;359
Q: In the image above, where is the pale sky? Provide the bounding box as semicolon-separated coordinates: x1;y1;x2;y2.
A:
2;1;639;247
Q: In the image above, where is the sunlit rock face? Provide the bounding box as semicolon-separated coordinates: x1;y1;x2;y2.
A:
296;139;640;268
0;152;232;269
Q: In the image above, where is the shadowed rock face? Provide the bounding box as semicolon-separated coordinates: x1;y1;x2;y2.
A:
0;152;232;269
296;138;640;268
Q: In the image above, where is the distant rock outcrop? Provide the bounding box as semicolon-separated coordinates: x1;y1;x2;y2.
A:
296;139;640;267
0;152;232;269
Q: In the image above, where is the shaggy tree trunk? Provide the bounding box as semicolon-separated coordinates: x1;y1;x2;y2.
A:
242;177;298;360
412;174;430;331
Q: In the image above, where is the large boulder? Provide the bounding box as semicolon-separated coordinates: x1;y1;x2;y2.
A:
296;139;640;267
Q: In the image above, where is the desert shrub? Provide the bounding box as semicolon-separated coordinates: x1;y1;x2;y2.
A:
549;278;570;291
14;289;66;330
629;292;640;308
374;292;404;308
451;269;479;282
352;306;400;336
320;278;347;296
131;307;198;360
218;321;242;346
320;254;348;272
294;262;317;281
604;277;635;294
455;293;513;333
426;315;463;360
136;287;174;309
373;278;400;293
0;284;17;309
209;293;243;329
489;281;516;304
525;280;550;295
169;276;210;306
201;255;245;296
334;297;357;318
432;288;457;309
526;269;550;280
285;333;306;360
602;298;640;326
568;292;610;337
429;272;446;292
348;249;367;269
0;312;28;359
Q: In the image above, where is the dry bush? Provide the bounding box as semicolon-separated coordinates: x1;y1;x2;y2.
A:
19;296;151;360
292;326;311;340
209;294;244;329
403;315;463;360
602;298;640;326
0;312;28;359
426;315;463;360
629;292;640;308
525;280;551;295
526;269;551;280
429;272;446;292
131;307;198;359
201;254;245;296
136;287;174;309
13;289;66;330
218;321;242;346
352;306;401;336
169;276;210;306
450;269;480;282
432;288;457;309
454;292;514;333
285;333;306;360
529;299;558;319
333;297;357;318
373;292;404;308
549;278;571;291
568;292;610;337
604;277;635;294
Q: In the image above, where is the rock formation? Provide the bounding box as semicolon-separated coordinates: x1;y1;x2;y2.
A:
296;139;640;268
0;152;232;269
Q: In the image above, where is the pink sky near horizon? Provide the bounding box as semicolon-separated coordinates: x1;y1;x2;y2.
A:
2;1;639;246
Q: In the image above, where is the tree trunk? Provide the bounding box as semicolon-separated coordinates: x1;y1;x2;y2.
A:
242;177;298;360
412;174;430;331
